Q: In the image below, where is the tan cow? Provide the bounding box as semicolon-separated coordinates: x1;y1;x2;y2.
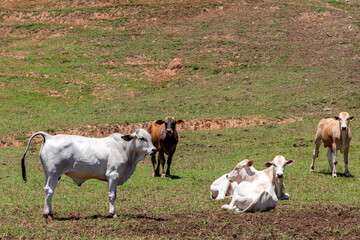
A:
310;112;354;178
147;116;184;177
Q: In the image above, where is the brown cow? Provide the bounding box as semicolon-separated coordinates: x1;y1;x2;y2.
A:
147;116;184;177
310;112;354;178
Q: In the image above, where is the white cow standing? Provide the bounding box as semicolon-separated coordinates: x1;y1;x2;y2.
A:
21;129;157;219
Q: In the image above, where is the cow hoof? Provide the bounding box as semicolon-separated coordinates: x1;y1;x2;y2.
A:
221;204;229;209
43;213;54;220
161;174;166;178
280;193;290;200
110;213;118;218
332;174;337;178
345;172;350;177
216;195;225;200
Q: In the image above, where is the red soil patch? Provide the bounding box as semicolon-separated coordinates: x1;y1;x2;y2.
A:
0;116;302;148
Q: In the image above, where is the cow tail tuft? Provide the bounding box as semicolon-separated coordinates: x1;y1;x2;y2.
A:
21;132;48;182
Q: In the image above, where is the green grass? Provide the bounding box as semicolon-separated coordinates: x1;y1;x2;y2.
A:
0;0;359;137
1;120;359;238
0;0;360;238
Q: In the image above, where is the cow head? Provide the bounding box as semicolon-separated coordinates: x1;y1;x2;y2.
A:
264;155;294;179
334;112;354;131
122;128;157;155
155;116;184;136
226;159;254;182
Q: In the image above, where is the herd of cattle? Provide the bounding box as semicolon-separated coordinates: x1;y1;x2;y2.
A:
21;112;354;218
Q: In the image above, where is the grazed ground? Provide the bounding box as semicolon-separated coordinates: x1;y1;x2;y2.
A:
3;206;357;239
115;206;360;239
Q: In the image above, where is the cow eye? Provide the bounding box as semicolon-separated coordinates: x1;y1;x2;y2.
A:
139;137;146;141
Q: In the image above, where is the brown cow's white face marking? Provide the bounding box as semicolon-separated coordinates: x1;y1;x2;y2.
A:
226;159;254;182
334;112;354;131
265;156;294;179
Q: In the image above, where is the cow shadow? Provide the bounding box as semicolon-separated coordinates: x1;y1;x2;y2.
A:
168;175;181;180
56;214;112;221
123;213;166;221
56;213;166;222
315;170;354;178
153;175;181;180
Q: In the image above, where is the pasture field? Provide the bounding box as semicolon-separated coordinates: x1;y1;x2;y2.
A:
0;0;359;239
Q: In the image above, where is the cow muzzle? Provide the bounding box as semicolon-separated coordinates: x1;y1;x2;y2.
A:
150;148;157;155
277;173;283;179
226;175;234;182
341;126;347;131
166;129;173;135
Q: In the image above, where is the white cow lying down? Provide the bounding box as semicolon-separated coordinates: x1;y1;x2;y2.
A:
211;156;294;201
221;156;294;212
210;160;254;200
21;129;157;219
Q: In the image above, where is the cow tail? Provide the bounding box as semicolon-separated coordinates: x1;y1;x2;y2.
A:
239;191;266;213
21;132;49;182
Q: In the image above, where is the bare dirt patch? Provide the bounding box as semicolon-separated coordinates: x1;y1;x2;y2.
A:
141;58;185;83
0;116;302;148
120;206;360;239
37;205;359;239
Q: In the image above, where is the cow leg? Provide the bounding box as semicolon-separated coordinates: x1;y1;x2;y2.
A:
344;148;350;177
107;174;119;218
216;179;231;200
158;151;166;178
327;148;336;178
151;154;157;177
221;199;236;210
43;174;60;219
310;137;321;173
165;151;175;177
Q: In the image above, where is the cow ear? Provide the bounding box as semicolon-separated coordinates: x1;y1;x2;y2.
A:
121;135;134;141
264;162;273;168
133;128;139;134
286;160;294;165
246;160;254;167
334;116;340;120
155;119;165;125
349;116;355;121
176;119;185;124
